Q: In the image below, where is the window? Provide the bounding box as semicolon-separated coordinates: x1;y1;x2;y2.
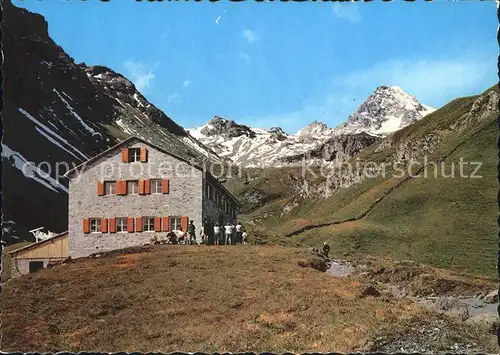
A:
151;179;162;194
209;185;214;201
116;217;128;232
205;183;209;198
29;261;44;273
127;180;139;195
104;181;116;195
143;217;155;232
169;216;182;231
90;218;101;233
129;148;141;162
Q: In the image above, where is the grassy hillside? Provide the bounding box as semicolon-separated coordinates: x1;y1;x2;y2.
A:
1;245;496;353
230;86;499;277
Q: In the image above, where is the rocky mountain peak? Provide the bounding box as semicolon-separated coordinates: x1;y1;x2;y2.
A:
268;126;288;141
298;120;330;137
200;115;256;139
339;86;434;136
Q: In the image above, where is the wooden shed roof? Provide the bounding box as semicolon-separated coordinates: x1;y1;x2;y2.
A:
8;231;68;256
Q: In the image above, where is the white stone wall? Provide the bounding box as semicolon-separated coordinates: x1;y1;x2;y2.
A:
68;142;203;258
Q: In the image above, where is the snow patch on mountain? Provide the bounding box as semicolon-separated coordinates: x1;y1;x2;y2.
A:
53;88;102;137
2;143;68;193
19;107;89;161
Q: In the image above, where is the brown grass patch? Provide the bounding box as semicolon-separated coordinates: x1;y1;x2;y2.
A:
111;253;140;269
291;218;312;227
326;220;368;233
1;245;496;353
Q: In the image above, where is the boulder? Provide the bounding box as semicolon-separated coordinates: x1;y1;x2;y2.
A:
359;285;381;298
465;313;499;334
483;290;498;304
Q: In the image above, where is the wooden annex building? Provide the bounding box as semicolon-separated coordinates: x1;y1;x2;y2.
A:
8;231;68;278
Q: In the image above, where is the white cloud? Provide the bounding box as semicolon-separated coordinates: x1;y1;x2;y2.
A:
183;80;192;88
242;29;259;43
243;55;495;133
167;93;182;104
239;52;251;62
341;56;494;105
123;60;157;92
332;2;361;23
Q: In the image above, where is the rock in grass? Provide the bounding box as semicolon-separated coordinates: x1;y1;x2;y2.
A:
483;290;498;304
465;313;499;334
359;285;381;298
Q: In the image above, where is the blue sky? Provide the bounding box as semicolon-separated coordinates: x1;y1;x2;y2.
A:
15;0;498;134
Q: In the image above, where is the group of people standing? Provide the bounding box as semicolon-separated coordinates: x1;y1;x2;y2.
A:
201;219;246;245
153;220;248;246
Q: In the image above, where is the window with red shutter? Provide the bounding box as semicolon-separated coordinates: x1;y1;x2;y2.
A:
181;216;189;232
162;217;170;232
162;179;170;194
140;147;148;162
127;217;135;232
154;217;161;232
151;179;162;194
109;218;116;233
101;218;108;233
144;179;151;195
135;217;143;232
83;218;90;233
138;179;145;195
121;148;129;163
89;218;101;233
115;180;127;195
97;182;104;196
129;148;141;162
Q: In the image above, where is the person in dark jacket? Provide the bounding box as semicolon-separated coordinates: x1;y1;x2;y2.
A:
204;219;214;245
187;221;196;244
322;241;330;258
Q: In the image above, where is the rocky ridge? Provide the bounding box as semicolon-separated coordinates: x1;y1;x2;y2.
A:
189;86;435;168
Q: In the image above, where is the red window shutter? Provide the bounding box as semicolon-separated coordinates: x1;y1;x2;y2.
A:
140;147;148;162
162;179;170;194
181;216;189;232
154;217;161;232
114;180;121;195
162;217;170;232
138;179;145;195
121;148;129;163
121;180;128;195
97;181;104;196
144;179;151;195
83;218;90;234
109;218;116;233
101;218;108;233
135;217;143;232
128;217;135;232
